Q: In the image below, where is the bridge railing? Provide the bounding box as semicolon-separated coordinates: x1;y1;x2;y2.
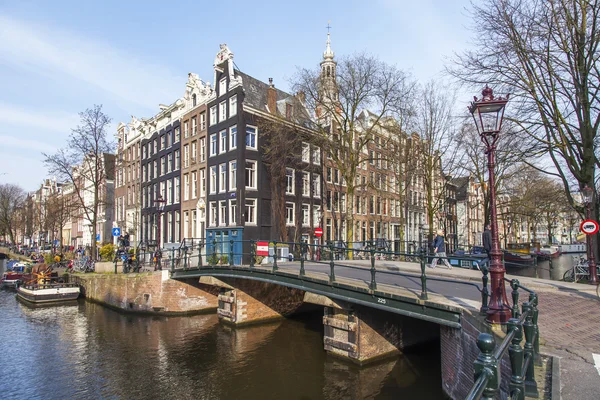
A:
465;279;539;400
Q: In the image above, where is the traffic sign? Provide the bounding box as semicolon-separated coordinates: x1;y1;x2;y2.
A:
314;227;323;237
96;233;101;241
256;241;269;256
580;219;599;235
112;227;121;237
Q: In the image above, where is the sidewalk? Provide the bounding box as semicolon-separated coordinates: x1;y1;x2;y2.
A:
358;259;600;399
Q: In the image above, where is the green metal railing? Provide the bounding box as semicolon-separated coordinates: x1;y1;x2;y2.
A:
465;279;539;400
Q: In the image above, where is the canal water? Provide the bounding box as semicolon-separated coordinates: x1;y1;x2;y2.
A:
0;291;444;400
508;253;582;281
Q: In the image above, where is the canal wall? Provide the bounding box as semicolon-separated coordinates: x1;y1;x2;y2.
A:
75;272;219;315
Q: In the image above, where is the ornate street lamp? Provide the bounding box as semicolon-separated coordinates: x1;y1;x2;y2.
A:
469;86;511;324
155;194;166;250
581;185;598;284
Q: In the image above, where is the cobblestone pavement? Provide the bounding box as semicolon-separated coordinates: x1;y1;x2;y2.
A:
536;289;600;399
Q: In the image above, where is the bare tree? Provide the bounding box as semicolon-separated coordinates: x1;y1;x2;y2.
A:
292;53;415;250
414;80;463;239
43;105;114;259
0;183;26;244
449;0;600;223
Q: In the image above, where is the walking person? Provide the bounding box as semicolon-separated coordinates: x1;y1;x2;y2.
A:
429;230;452;269
482;224;492;268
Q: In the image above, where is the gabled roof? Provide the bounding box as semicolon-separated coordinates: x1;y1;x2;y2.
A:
451;176;470;201
234;69;290;111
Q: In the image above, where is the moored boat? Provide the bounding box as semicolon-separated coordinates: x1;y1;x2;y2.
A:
538;245;560;258
558;243;586;254
16;279;80;304
1;262;28;288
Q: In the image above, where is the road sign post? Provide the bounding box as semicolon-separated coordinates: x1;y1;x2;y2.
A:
112;227;122;237
314;227;323;237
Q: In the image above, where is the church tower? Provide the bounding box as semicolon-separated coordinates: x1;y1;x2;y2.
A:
317;28;338;123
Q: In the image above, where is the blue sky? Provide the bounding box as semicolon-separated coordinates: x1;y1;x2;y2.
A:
0;0;473;191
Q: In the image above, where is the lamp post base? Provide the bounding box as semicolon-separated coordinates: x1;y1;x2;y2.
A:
486;305;512;324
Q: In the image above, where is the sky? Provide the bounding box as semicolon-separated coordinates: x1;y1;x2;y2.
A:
0;0;474;192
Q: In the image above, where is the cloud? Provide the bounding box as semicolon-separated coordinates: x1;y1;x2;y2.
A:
0;16;184;112
0;134;58;153
0;104;78;133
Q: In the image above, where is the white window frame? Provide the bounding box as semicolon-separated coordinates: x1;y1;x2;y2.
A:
219;130;227;154
229;126;237;150
219;101;227;122
302;172;310;197
200;137;206;162
200;112;206;131
210;134;217;157
246;126;257;149
209;202;217;226
191;171;197;199
229;199;237;225
219;201;227;226
313;174;321;198
199;169;206;197
302;143;310;162
210;106;217;126
209;166;217;194
244;198;257;224
219;78;227;95
229;160;237;191
302;204;310;227
219;163;226;193
245;160;257;190
285;168;295;195
285;202;295;226
229;95;237;117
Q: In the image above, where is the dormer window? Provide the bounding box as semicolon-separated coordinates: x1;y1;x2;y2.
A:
219;78;227;96
286;104;293;119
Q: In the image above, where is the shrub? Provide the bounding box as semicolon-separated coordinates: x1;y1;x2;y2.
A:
43;253;54;264
99;243;116;261
219;255;229;265
207;254;219;265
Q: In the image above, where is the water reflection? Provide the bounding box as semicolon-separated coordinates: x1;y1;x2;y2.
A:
509;254;580;281
0;291;444;399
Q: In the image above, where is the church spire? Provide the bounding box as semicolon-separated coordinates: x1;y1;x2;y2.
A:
323;32;334;60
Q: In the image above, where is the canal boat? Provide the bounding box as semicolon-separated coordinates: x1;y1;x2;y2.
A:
15;264;79;304
448;246;488;270
16;279;80;304
538;245;560;258
558;243;586;254
1;262;28;288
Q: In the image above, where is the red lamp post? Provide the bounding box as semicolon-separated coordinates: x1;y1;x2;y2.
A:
469;86;511;324
581;185;598;284
155;194;166;250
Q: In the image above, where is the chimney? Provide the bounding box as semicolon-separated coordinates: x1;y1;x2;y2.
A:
267;78;277;114
296;90;306;104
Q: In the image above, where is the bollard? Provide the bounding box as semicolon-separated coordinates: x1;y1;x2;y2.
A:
329;243;335;284
510;279;520;319
522;302;539;398
473;333;499;399
272;241;278;272
114;260;118;274
420;247;428;300
250;240;255;269
508;318;525;400
230;239;234;267
369;248;377;290
480;264;489;314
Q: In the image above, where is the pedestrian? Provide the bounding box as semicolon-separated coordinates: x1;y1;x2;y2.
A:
430;230;452;269
483;224;492;258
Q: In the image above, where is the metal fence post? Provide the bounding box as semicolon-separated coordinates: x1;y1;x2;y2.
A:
229;239;234;267
300;241;306;277
272;241;278;272
420;247;428;300
370;248;377;290
473;333;499;399
183;246;188;270
212;239;217;267
480;264;489;314
329;242;335;284
170;248;175;272
250;239;255;269
522;302;539;398
510;279;520;319
508;318;525;400
529;293;540;358
197;242;203;268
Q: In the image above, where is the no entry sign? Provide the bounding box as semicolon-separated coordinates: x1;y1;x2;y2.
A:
580;219;599;235
314;227;323;237
256;241;269;256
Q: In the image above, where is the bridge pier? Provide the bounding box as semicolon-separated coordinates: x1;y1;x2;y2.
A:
200;276;305;326
307;294;439;365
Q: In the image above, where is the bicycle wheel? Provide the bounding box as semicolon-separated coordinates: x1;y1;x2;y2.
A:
563;268;575;282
